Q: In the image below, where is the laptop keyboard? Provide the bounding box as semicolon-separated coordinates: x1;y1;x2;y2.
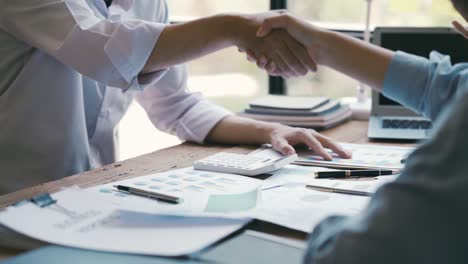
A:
382;119;432;130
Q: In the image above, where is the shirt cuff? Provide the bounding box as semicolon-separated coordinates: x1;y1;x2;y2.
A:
137;69;170;89
176;100;232;144
382;51;432;114
104;20;168;91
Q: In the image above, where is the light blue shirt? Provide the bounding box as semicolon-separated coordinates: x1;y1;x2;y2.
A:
0;0;230;194
304;51;468;263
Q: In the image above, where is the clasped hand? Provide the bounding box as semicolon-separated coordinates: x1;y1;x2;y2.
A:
236;11;317;78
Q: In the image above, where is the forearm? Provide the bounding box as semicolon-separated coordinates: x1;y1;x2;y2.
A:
315;30;394;90
142;14;241;73
206;115;278;145
206;112;350;158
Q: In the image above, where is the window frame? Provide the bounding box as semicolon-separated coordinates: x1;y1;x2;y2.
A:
270;0;370;95
269;0;287;94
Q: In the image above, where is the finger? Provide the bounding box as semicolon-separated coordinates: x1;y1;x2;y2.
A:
256;54;269;69
269;52;293;78
452;20;468;39
273;34;307;77
246;49;258;63
265;61;281;76
313;132;352;158
282;34;317;72
297;130;332;160
271;137;296;156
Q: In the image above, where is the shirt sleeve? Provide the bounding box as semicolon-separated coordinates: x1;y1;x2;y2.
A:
382;51;468;121
0;0;166;90
304;89;468;264
135;65;232;143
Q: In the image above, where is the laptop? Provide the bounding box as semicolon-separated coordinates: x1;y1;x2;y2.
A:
368;27;468;140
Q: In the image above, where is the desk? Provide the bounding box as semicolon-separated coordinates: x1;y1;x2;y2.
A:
0;121;413;260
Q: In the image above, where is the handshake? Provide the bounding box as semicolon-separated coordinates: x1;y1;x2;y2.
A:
234;10;323;79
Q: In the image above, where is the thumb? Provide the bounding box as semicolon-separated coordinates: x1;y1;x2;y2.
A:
256;21;273;37
257;15;292;37
452;20;468;39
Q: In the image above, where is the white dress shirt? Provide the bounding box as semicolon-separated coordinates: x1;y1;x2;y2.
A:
0;0;231;194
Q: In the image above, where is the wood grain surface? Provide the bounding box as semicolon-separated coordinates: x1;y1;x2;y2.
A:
0;121;415;260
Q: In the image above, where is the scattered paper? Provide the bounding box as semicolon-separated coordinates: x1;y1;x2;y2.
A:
263;164;398;194
255;185;369;232
0;188;251;256
87;167;262;217
296;143;414;169
262;164;331;189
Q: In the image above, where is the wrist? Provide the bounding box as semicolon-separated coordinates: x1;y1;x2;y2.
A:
313;29;342;67
256;121;283;144
307;28;332;66
216;14;248;47
224;14;259;49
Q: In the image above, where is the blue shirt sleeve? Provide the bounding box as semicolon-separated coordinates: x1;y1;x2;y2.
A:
382;51;468;121
304;51;468;264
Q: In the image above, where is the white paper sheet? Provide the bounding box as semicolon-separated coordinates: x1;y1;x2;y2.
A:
261;164;332;189
87;167;262;217
255;185;370;232
0;188;251;256
296;143;415;169
263;164;398;193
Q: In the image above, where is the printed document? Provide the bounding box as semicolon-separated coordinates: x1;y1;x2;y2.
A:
0;188;250;256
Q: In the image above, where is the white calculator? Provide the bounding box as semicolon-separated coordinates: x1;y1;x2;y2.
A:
193;152;298;176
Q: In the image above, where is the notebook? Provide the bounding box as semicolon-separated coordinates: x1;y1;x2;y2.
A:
245;100;341;116
249;95;329;110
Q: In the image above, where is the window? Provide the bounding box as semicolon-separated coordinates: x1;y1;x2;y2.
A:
119;1;269;160
286;0;463;98
119;0;463;160
167;1;269;20
167;1;270;113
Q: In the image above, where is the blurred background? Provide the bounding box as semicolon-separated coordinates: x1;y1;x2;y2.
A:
118;0;462;160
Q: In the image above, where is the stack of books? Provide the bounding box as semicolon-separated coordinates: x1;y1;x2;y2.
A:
239;95;352;130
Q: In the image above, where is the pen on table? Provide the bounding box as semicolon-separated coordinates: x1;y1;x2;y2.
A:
114;185;182;204
314;169;400;179
306;184;371;197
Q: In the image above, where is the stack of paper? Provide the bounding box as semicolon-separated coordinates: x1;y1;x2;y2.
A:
239;95;352;129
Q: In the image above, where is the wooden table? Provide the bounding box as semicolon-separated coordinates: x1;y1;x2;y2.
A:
0;121;412;260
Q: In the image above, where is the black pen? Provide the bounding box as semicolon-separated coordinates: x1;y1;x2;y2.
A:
114;185;182;204
315;169;399;179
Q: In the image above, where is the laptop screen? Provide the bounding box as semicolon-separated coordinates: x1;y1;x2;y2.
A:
379;30;468;106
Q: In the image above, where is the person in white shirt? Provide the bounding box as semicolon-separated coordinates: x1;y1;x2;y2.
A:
0;0;350;195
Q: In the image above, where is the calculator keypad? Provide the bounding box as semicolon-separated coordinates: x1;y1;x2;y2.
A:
195;153;267;169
